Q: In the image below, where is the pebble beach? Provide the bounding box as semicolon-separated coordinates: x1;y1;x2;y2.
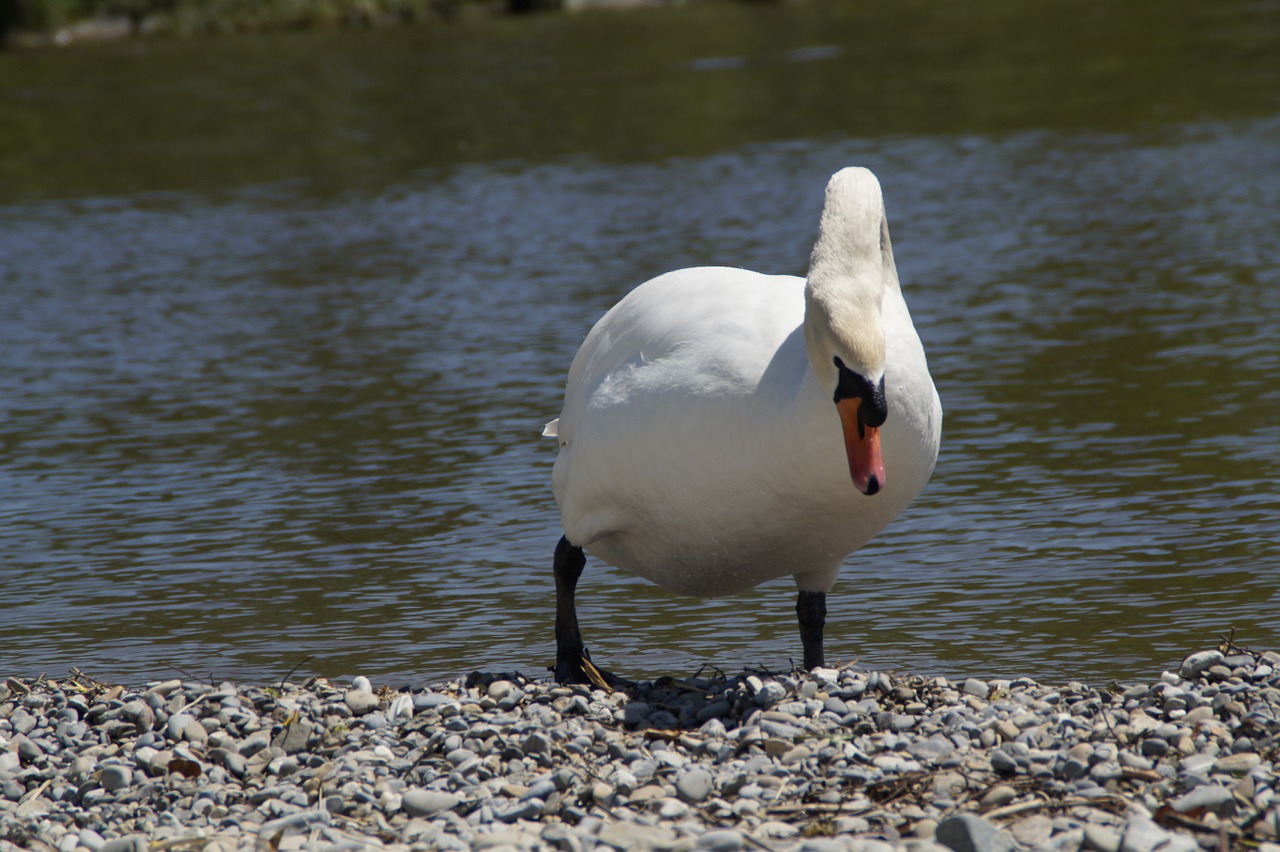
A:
3;644;1279;852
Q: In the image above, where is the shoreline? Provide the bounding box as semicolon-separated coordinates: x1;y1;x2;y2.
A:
1;0;682;51
2;644;1278;851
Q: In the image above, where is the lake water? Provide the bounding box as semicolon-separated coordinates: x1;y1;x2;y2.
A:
1;0;1277;688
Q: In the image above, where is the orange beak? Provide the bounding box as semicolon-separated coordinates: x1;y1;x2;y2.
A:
837;397;885;496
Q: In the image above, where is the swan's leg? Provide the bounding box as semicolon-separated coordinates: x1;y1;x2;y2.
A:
796;590;826;670
553;536;627;688
553;535;589;681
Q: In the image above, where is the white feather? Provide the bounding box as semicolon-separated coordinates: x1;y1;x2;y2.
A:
546;168;941;598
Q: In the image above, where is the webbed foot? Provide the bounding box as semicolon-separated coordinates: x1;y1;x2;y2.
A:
553;646;630;689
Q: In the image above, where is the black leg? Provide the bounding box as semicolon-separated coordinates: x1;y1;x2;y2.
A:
553;536;627;688
796;590;827;670
554;535;588;681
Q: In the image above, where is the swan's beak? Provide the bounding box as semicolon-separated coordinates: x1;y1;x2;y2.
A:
837;398;885;496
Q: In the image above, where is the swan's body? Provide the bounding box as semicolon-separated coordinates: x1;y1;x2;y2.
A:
544;168;941;683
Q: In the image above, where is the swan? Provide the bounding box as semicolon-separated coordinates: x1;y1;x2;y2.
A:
542;167;941;686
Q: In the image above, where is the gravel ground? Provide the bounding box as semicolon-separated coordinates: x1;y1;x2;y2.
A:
2;643;1279;852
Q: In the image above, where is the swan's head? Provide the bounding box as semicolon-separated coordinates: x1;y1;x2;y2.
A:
804;167;895;496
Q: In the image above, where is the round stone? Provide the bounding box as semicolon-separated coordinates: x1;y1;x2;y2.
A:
980;784;1017;808
1171;785;1235;815
697;829;745;851
401;789;460;818
676;768;714;803
344;690;380;716
1179;651;1225;679
98;765;132;792
936;814;1017;852
1215;753;1262;775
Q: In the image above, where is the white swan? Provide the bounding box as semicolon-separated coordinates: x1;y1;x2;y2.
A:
543;167;941;686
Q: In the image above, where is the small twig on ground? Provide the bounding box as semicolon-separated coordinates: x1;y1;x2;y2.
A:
986;794;1130;822
158;660;213;686
150;837;239;851
689;663;728;681
278;655;314;691
1098;698;1133;751
766;802;876;817
1218;627;1261;660
67;668;111;695
19;779;52;804
171;691;214;717
1154;805;1239;840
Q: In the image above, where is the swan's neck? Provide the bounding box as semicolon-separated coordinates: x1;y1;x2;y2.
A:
800;167;897;384
802;251;887;382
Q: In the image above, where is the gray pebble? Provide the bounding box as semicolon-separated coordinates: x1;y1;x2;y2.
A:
10;709;37;736
1215;752;1262;775
77;829;106;851
1179;650;1225;679
496;798;544;822
15;736;43;761
401;788;460;818
0;644;1273;852
1061;757;1090;780
257;807;331;839
699;699;733;721
180;718;208;743
597;822;677;849
1118;815;1172;852
990;749;1019;774
143;680;181;698
1010;815;1054;847
936;814;1016;852
445;747;476;766
99;837;148;852
796;843;854;852
98;765;132;792
165;712;195;741
756;682;786;706
271;718;313;754
658;797;689;819
980;784;1017;808
676;767;714;803
523;776;557;800
345;689;380;716
239;730;272;756
1083;823;1123;852
222;751;248;777
697;828;745;850
122;701;154;733
1139;737;1169;757
1170;785;1236;815
523;732;551;754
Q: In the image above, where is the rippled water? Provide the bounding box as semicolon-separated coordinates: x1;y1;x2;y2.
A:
2;2;1278;687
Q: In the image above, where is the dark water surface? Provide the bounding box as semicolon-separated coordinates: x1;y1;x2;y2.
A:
1;0;1278;686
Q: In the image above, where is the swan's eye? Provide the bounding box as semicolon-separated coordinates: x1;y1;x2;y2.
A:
833;357;888;427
